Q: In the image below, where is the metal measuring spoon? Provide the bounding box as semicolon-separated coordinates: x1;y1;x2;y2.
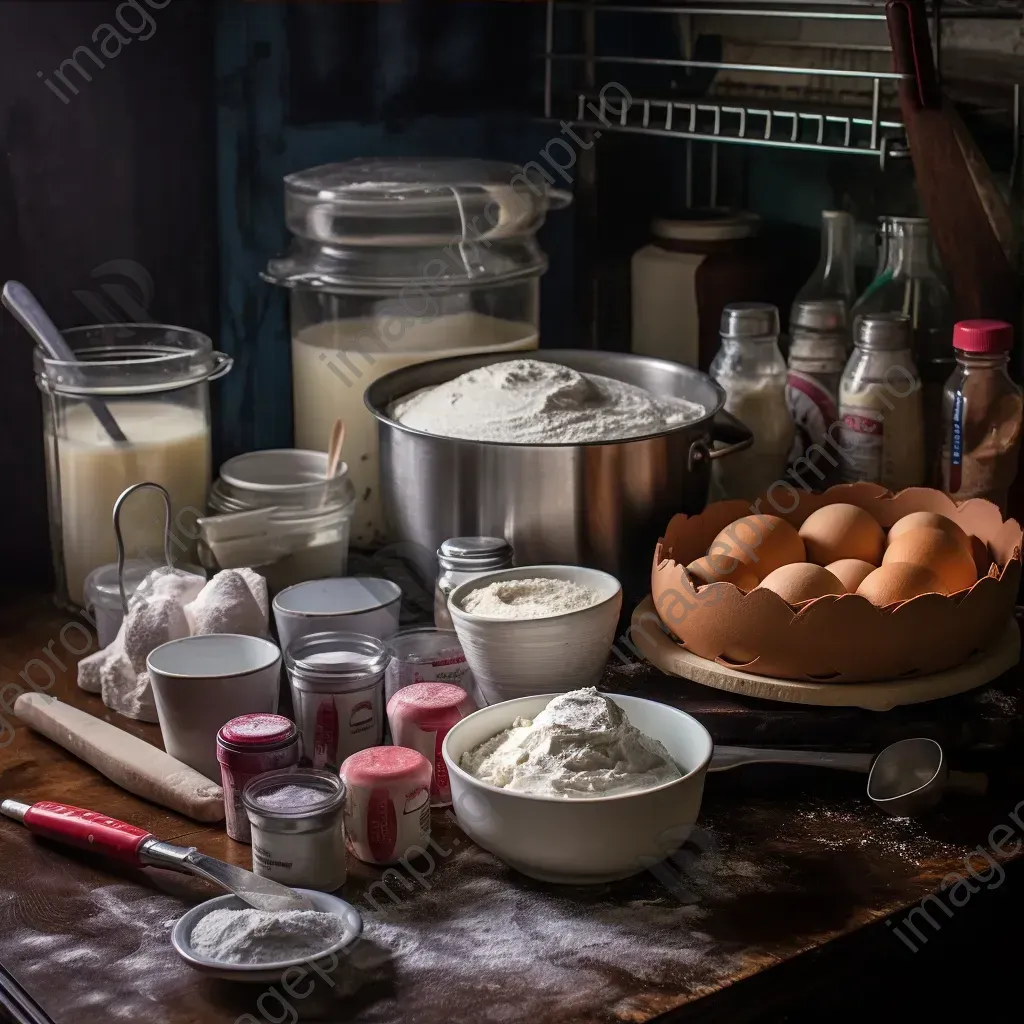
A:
2;280;126;443
711;738;987;816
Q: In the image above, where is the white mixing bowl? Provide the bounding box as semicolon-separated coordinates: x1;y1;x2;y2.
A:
447;565;622;705
442;693;713;884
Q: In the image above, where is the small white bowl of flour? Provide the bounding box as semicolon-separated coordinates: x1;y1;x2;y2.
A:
171;889;362;982
448;565;622;705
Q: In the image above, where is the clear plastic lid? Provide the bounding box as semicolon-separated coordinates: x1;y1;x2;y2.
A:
263;158;570;292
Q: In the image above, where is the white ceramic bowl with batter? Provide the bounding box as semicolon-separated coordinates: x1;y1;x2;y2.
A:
446;565;622;705
441;692;713;884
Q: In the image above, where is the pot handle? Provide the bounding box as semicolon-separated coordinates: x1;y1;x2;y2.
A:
688;411;754;470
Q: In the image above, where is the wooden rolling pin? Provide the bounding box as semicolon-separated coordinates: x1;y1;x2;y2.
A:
14;694;224;824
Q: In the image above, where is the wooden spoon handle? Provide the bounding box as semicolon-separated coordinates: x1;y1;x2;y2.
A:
326;418;346;478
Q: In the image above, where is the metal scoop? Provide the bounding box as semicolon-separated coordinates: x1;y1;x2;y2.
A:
711;737;986;816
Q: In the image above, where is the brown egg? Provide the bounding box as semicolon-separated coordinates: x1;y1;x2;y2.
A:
887;511;971;554
686;555;759;592
756;563;846;605
710;515;805;582
882;526;977;594
798;503;884;566
857;562;942;606
826;559;877;592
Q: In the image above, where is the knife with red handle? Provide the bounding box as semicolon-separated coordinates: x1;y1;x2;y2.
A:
1;799;313;912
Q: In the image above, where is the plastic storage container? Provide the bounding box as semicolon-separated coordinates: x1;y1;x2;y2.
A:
263;158;570;548
384;626;473;704
199;449;355;595
34;324;231;609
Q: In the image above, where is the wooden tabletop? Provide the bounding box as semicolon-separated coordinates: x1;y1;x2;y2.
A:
2;595;1023;1024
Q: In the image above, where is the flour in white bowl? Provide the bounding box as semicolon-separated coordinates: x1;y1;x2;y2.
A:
459;688;682;797
390;358;705;444
460;577;599;619
189;908;350;965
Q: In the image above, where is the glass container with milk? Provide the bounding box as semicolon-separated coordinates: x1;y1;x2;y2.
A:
262;158;569;549
35;325;231;609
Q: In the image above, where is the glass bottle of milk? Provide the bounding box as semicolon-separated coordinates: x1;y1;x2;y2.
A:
35;325;231;609
263;158;570;550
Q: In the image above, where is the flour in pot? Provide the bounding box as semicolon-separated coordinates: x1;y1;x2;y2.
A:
460;688;682;797
390;359;705;444
460;577;599;619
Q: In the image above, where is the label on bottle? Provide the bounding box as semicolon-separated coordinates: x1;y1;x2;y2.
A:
786;371;838;481
948;388;964;494
838;406;884;483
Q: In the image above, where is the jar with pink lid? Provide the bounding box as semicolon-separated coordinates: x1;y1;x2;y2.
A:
386;683;476;807
216;714;300;842
340;746;432;865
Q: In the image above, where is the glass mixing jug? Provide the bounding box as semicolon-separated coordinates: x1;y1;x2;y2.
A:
262;158;570;550
34;324;232;609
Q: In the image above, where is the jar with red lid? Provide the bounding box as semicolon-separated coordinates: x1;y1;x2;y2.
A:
217;713;300;842
340;746;432;865
386;683;476;807
941;320;1024;511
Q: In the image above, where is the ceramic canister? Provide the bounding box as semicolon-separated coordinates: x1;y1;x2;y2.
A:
285;632;388;770
386;682;477;807
340;745;432;865
216;714;300;843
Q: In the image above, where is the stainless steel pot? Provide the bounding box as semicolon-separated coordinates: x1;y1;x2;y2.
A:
364;350;752;600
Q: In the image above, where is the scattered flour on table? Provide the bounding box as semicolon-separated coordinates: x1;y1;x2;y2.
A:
189;908;350;964
460;577;599;619
390;358;705;444
460;688;682;796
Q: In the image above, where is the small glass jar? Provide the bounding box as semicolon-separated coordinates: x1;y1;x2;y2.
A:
217;714;300;844
34;324;231;609
941;320;1023;512
243;767;347;891
838;313;925;490
285;632;389;770
263;159;569;549
434;536;514;629
84;560;205;648
199;449;356;596
709;303;794;500
384;626;473;704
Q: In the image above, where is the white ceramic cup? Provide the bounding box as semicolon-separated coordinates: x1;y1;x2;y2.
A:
147;633;282;781
272;578;402;651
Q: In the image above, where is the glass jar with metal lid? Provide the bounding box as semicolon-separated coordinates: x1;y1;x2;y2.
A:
434;536;514;629
198;449;356;596
34;324;232;609
243;767;347;891
838;313;925;490
785;299;850;490
709;303;794;501
262;158;570;550
284;631;389;770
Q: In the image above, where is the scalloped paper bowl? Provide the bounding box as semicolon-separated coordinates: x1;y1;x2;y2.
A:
651;483;1022;683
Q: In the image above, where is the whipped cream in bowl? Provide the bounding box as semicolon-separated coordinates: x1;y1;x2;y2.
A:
442;689;713;884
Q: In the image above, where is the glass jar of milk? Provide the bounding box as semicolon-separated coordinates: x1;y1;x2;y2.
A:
262;158;569;550
35;325;232;609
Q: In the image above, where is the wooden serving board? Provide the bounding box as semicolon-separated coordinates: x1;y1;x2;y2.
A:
631;596;1020;712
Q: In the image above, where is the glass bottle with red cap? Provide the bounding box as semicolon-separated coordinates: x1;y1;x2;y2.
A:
941;320;1024;512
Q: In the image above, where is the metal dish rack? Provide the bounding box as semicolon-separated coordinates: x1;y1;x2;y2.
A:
542;1;1023;168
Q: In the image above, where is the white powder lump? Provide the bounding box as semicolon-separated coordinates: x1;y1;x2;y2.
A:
460;687;682;797
189;908;350;965
461;576;599;619
390;358;705;444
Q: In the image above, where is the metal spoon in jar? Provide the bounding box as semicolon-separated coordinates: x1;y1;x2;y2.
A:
711;737;986;816
2;280;126;443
